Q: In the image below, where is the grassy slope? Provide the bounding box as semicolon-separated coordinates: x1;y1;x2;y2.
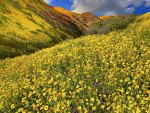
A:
85;15;136;35
0;12;150;112
0;0;82;59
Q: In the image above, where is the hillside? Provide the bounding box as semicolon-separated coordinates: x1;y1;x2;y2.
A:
80;12;100;26
54;6;88;31
86;15;136;35
1;0;136;60
0;12;149;112
0;0;83;59
54;7;100;27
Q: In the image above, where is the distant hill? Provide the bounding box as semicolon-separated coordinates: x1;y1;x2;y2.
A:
80;12;100;26
99;15;118;20
54;7;100;28
54;6;88;30
86;15;136;35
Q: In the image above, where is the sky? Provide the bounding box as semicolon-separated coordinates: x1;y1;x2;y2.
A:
44;0;150;16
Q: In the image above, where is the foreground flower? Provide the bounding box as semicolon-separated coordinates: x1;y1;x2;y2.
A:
44;105;49;111
11;104;15;109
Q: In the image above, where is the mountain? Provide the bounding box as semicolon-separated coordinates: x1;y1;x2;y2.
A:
54;6;88;31
54;7;100;27
80;12;100;25
0;0;82;59
0;12;149;112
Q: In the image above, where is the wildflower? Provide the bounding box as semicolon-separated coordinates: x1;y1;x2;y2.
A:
11;104;15;109
96;79;98;82
96;99;100;105
136;107;141;113
92;106;96;111
90;97;95;103
90;103;94;106
18;108;24;112
0;103;3;109
93;82;98;87
136;94;140;99
135;85;139;89
101;99;106;105
120;88;124;93
88;110;92;113
44;105;49;111
106;107;110;110
101;105;105;109
120;79;123;83
123;105;127;108
22;98;26;103
103;95;106;98
126;91;129;94
125;78;130;82
77;106;82;111
72;107;76;113
79;80;83;85
53;97;57;101
83;108;88;112
86;98;88;102
101;89;106;94
62;92;66;98
128;87;132;90
79;99;84;104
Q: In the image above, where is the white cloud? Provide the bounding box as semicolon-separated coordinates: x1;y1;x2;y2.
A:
44;0;53;4
145;0;150;6
71;0;150;16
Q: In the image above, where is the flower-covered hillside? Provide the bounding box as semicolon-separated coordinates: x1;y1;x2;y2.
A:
0;12;150;112
0;0;82;59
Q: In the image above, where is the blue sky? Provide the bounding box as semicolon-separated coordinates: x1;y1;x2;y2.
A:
45;0;150;16
49;0;72;10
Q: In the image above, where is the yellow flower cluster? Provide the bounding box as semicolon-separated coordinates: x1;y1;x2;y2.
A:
0;12;150;112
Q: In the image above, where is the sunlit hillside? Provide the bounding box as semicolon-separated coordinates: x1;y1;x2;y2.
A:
54;7;100;28
0;11;149;113
80;12;100;26
99;15;119;20
0;0;82;59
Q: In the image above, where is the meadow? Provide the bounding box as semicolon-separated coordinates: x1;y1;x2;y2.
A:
0;12;150;112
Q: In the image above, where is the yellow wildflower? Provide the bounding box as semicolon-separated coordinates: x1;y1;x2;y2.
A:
125;78;130;82
90;97;95;103
62;92;66;98
77;106;82;111
11;104;15;109
101;105;105;109
44;105;49;111
92;106;96;111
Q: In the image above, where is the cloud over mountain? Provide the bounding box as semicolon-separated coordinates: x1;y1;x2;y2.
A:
71;0;150;15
